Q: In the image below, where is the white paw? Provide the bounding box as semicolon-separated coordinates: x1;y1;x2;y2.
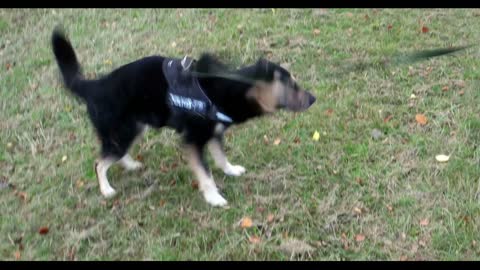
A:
203;189;228;207
124;160;143;171
101;186;117;199
224;164;246;177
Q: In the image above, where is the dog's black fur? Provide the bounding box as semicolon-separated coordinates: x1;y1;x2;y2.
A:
51;28;315;206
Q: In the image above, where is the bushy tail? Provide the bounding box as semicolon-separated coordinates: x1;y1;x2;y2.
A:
51;27;86;99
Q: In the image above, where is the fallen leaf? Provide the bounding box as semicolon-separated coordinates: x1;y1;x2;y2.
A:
353;207;362;215
400;255;408;261
442;85;449;92
17;192;27;202
7;142;13;149
355;234;366;242
61;155;68;163
191;180;199;189
459;90;465;96
263;135;269;144
421;26;429;33
386;204;393;212
39;226;49;235
420;218;429;227
415;114;428;125
104;59;112;66
387;24;393;30
312;131;320;141
435;154;450;163
75;180;84;188
267;214;275;223
171;41;177;48
6;63;11;70
313;29;320;35
384;115;393;123
240;217;253;228
159;199;166;207
14;250;21;260
249;235;261;244
325;108;334;116
293;137;301;144
273;138;281;145
364;14;369;20
410;93;417;99
346;12;353;17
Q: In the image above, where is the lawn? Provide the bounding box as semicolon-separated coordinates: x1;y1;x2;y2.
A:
1;9;479;260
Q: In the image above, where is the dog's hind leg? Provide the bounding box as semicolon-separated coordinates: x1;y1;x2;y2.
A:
208;125;246;177
118;123;147;171
184;143;228;207
95;120;142;198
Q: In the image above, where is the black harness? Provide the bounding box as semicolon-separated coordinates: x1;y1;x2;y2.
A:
163;56;233;126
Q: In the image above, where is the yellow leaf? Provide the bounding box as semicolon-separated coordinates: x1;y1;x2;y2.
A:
415;114;428;125
61;155;68;162
240;217;253;228
312;131;320;141
273;138;281;145
435;154;450;163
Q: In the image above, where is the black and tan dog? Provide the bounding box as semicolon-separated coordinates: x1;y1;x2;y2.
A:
51;28;316;207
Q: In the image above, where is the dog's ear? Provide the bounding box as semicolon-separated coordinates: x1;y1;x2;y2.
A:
195;53;229;75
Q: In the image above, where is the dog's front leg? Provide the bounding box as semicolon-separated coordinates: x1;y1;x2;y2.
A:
208;136;246;177
184;144;228;207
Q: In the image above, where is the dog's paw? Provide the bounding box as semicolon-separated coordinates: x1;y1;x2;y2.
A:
124;160;143;171
224;164;246;177
101;186;117;199
204;189;228;207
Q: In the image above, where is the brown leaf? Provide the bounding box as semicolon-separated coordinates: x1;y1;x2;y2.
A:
313;29;321;35
353;207;362;215
159;199;166;207
420;218;429;226
191;180;199;190
6;63;11;70
38;226;49;235
421;26;429;33
387;24;393;31
240;217;253;228
14;250;21;260
273;138;281;146
415;114;428;125
293;137;301;144
17;192;27;202
249;235;261;244
384;115;393;123
400;255;408;261
386;204;394;212
75;179;84;189
355;234;366;242
346;12;353;17
442;85;449;92
267;213;275;223
325;108;334;116
459;90;465;96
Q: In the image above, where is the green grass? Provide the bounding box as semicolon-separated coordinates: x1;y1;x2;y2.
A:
1;8;480;261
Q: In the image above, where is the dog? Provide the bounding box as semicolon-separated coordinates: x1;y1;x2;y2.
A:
51;28;316;207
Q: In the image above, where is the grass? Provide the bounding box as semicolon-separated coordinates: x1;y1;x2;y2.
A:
1;8;480;261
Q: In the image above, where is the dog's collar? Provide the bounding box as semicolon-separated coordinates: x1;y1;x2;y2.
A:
163;56;233;124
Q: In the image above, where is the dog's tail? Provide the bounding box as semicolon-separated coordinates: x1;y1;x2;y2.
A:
51;27;88;100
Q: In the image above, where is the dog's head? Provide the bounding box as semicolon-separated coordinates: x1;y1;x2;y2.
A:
195;54;316;114
245;58;316;113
